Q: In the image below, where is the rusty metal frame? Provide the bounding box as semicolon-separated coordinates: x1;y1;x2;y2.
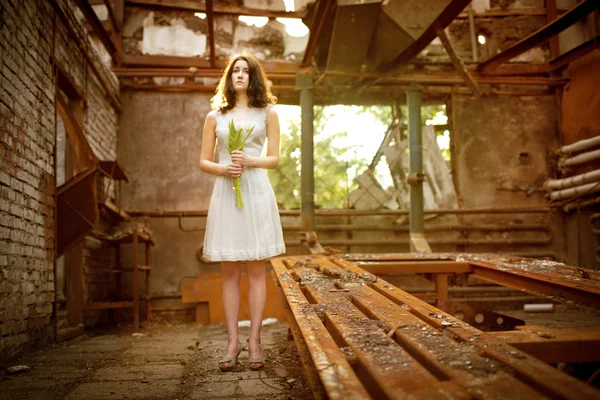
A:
478;0;600;74
50;0;122;111
72;0;119;63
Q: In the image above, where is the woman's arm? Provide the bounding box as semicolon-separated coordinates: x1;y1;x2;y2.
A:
200;111;242;177
231;107;281;169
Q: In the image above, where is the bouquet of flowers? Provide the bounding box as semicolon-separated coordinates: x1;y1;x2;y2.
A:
226;120;254;208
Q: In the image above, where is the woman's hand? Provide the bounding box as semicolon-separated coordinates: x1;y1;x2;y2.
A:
231;150;255;167
222;163;243;178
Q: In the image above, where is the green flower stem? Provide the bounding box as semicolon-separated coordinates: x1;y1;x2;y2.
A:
233;177;243;208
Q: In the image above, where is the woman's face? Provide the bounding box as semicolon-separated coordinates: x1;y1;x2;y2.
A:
231;59;250;93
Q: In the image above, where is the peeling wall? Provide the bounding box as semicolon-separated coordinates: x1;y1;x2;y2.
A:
453;94;565;257
122;4;309;63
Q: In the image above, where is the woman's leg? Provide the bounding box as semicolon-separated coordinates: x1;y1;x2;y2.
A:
246;259;266;361
221;261;242;360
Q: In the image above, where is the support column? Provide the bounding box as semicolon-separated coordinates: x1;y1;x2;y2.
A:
296;72;315;233
408;82;431;253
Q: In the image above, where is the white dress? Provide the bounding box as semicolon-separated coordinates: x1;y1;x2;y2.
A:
203;106;286;262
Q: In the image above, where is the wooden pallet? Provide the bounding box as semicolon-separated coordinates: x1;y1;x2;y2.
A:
272;255;600;400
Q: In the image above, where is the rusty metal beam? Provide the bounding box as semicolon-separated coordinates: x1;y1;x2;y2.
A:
380;0;472;73
547;0;559;58
127;206;551;217
124;0;306;18
206;0;216;68
113;67;296;80
120;54;299;72
50;0;122;112
102;0;120;34
323;70;565;86
302;0;334;68
436;28;481;96
72;0;119;62
550;35;600;70
119;82;295;92
456;8;548;18
478;0;600;74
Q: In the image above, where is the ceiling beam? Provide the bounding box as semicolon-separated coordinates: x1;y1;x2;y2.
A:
102;0;120;34
477;0;599;74
437;28;481;96
49;0;121;111
455;8;548;18
72;0;119;63
550;35;600;71
322;70;566;86
379;0;472;73
206;0;216;68
120;54;299;72
124;0;306;18
301;0;334;68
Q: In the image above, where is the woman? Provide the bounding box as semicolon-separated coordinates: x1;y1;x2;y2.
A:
199;54;286;372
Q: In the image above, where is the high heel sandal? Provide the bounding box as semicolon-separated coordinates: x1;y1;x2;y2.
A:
218;341;241;372
248;343;265;371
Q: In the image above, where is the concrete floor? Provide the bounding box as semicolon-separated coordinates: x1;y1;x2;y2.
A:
0;322;312;400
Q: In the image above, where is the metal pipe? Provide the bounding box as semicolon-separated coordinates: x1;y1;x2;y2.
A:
468;5;479;62
559;134;600;154
408;82;430;253
283;224;550;233
562;148;600;168
563;195;600;212
283;236;552;247
297;73;315;232
128;206;551;218
549;180;600;200
544;169;600;190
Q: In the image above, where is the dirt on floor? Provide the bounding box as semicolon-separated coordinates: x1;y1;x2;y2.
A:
0;321;313;400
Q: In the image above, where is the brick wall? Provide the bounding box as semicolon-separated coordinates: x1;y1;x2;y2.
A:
0;0;119;363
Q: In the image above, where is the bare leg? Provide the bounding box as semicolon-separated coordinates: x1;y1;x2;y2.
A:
221;261;241;361
246;260;266;361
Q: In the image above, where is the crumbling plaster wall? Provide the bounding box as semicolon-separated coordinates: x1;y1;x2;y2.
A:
122;3;309;63
453;94;565;258
1;0;119;362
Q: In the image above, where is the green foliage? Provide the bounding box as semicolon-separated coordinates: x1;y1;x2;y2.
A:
269;104;450;208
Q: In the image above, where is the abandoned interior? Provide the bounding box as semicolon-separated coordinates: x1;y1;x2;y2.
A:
1;0;600;399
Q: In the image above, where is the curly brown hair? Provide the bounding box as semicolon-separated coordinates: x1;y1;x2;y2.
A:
211;54;277;113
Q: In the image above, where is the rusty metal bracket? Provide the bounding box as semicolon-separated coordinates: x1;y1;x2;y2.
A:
407;172;425;185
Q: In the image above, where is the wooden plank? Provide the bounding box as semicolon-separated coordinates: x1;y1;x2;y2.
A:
333;258;600;399
478;0;600;74
489;326;600;363
470;262;600;311
295;261;465;399
348;283;545;399
271;259;370;400
355;261;473;274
